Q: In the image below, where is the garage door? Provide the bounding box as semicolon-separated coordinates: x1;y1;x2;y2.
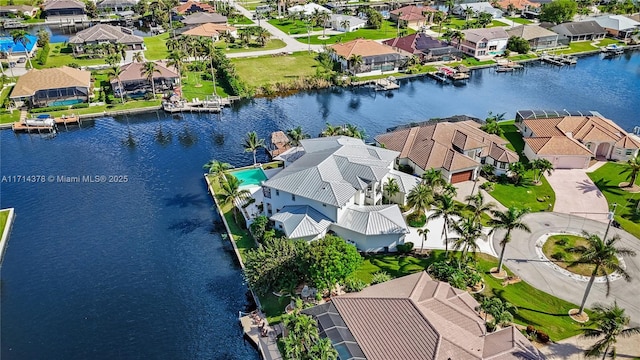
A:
451;170;473;183
549;156;589;169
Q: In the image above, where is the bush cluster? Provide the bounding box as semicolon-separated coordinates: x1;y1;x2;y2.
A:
35;43;50;66
396;242;414;254
30;105;69;113
71;102;89;109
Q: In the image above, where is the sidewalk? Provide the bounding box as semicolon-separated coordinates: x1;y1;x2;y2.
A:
540;333;640;360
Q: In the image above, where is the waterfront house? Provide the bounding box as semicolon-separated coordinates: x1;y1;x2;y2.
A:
181;12;228;25
506;24;558;50
110;61;179;96
302;271;544;360
496;0;540;13
389;5;438;27
329;39;406;76
96;0;138;14
551;21;606;42
0;5;38;18
383;33;463;62
453;27;509;58
0;34;37;61
452;2;503;18
262;136;417;252
329;14;366;32
375;120;518;183
591;15;640;39
287;3;330;17
68;24;145;54
172;0;216;15
42;0;86;19
516;109;640;168
180;23;238;40
10;66;91;108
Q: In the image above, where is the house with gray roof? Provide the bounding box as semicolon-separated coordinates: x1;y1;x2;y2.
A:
69;24;145;54
302;271;544;360
43;0;86;19
262;136;416;252
591;14;640;39
507;24;558;50
97;0;139;13
452;2;503;18
181;12;228;25
551;20;606;42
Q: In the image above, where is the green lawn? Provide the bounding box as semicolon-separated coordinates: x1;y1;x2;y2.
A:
552;41;598;54
260;293;292;324
355;251;588;340
268;19;323;35
0;209;9;236
508;53;538;61
448;58;496;68
45;45;107;68
218;39;287;54
490;172;556;212
229;15;254;25
596;38;626;47
144;33;170;61
444;18;509;29
499;120;526;157
506;16;533;25
0;86;20;124
587;162;640;239
43;99;161;118
301;20;416;45
232;51;319;87
181;71;229;101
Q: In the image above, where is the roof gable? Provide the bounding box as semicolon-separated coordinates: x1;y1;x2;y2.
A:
330;39;399;59
11;66;91;98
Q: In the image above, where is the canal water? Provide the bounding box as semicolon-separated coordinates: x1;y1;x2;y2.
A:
1;52;639;359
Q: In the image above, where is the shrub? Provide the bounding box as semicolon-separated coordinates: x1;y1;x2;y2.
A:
67;62;80;68
526;325;536;335
396;242;414;254
536;331;550;343
407;212;426;227
371;271;392;284
398;164;413;175
551;251;565;261
35;43;50;66
70;102;89;109
343;276;367;293
480;181;495;191
555;237;568;246
30;105;69;113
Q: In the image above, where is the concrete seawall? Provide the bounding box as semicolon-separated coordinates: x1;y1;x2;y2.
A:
0;208;16;265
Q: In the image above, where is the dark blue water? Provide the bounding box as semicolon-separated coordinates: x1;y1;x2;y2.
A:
1;52;639;359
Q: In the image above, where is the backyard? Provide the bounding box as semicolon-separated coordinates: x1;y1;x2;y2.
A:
300;20;416;45
506;16;533;25
42;99;162;118
0;86;19;124
144;33;170;61
587;162;640;239
43;44;107;68
217;39;286;53
268;18;323;35
181;71;230;100
231;51;319;87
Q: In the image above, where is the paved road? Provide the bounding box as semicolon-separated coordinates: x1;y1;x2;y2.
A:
492;212;640;326
545;169;609;223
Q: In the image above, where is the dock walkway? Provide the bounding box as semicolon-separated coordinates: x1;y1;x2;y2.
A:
12;115;81;133
240;314;283;360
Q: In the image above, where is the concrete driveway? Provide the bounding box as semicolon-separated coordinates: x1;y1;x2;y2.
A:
545;169;609;223
493;212;640;326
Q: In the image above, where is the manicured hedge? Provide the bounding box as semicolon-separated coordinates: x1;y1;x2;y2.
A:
30;105;69;113
71;103;89;109
36;43;50;66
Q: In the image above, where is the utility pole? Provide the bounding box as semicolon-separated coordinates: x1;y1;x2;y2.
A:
602;203;617;242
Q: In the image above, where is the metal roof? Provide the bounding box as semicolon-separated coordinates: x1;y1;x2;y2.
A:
335;205;409;236
270;205;332;239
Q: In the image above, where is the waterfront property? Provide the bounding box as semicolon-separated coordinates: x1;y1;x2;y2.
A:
375;120;519;183
42;0;86;20
260;136;416;252
591;15;640;39
180;23;238;40
181;12;228;25
452;2;503;18
329;39;407;76
68;24;145;54
302;271;544;360
389;5;437;28
383;33;463;62
111;61;179;96
0;5;38;18
506;25;558;51
496;0;540;12
172;0;216;15
517;110;640;168
329;14;366;32
96;0;138;14
10;66;91;108
454;28;509;58
551;21;606;42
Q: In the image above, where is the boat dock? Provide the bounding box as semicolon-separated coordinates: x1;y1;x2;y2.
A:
351;77;400;91
438;66;470;81
12;114;81;133
239;312;283;360
601;44;625;57
540;54;577;66
428;71;449;83
162;96;239;113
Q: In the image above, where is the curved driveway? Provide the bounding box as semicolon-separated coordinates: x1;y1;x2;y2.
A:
545;169;609;223
492;212;640;325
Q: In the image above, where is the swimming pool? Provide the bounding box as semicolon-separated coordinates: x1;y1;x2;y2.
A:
49;99;84;106
230;168;268;187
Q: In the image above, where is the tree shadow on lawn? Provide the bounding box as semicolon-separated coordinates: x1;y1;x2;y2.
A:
621;198;640;222
590;177;626;195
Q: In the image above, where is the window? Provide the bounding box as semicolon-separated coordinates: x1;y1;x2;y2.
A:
275;189;279;196
499;162;506;169
489;45;497;51
626;150;633;156
291;194;296;201
478;42;487;48
262;187;271;199
616;149;622;155
322;203;327;207
477;50;486;56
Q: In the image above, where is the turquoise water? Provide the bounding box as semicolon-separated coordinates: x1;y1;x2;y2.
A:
49;99;83;106
231;168;268;187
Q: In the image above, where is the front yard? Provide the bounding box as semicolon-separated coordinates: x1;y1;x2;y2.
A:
301;20;416;45
268;19;323;35
489;172;556;212
587;162;640;239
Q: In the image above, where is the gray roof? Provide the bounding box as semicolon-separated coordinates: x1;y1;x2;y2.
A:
387;169;421;194
462;27;509;42
551;20;606;36
506;24;558;40
69;24;143;44
330;14;367;27
181;12;228;24
270;205;332;239
455;2;502;16
591;14;640;31
97;0;138;9
264;137;399;207
335;205;409;235
43;0;85;11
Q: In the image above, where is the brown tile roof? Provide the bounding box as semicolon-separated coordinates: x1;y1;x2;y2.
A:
330;39;398;59
615;135;640;149
111;61;179;83
375;121;518;173
496;0;540;10
390;5;436;21
43;0;85;11
524;136;592;156
182;22;237;37
11;66;91;98
323;272;543;360
173;0;215;14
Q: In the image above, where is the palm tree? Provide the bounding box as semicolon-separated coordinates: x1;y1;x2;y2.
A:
348;54;363;74
477;12;493;27
203;159;234;181
10;30;33;69
508;161;526;185
432;11;446;37
445;0;455;15
465;192;496;223
216;175;250;223
286;126;310;146
317;11;330;38
141;61;161;96
109;65;125;104
384;177;401;204
256;27;271;47
204;41;219;96
486;297;518;327
132;51;144;63
531;158;554;184
452;216;482;261
428;194;461;256
489;207;531;275
421;168;446;193
417;227;430;252
571;232;636;315
583;301;640;360
451;30;465;49
407;183;433;217
321;122;342;137
621;153;640;187
310;337;338;360
340;19;351;32
167;49;185;82
344;123;365;139
243;131;265;165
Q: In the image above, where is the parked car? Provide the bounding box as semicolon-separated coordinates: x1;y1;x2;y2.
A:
17;57;26;63
8;62;16;68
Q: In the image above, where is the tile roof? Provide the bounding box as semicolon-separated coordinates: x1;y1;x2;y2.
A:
506;25;558;40
462;27;509;43
68;24;143;45
306;272;544;360
264;136;399;207
270;205;332;238
335;205;409;236
173;0;215;14
182;22;237;37
11;66;91;98
524;136;592;156
552;21;606;36
110;61;179;83
330;39;399;59
181;11;228;24
383;33;453;55
375;121;518;173
390;5;436;21
615;135;640;149
43;0;85;11
496;0;540;9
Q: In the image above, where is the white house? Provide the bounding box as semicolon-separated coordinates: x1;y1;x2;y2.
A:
454;28;508;58
330;14;367;32
453;2;503;18
287;3;330;17
261;136;418;252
